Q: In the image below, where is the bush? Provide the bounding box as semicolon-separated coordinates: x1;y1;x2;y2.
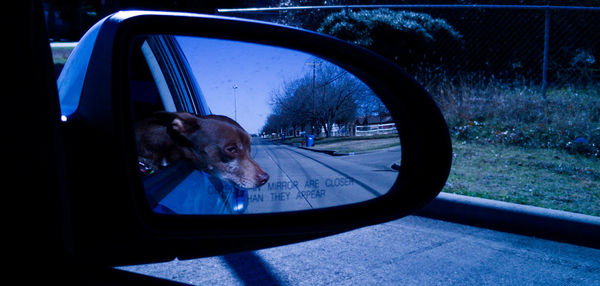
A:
318;9;463;76
425;76;600;158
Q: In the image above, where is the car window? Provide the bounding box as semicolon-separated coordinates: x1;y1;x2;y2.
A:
139;40;177;112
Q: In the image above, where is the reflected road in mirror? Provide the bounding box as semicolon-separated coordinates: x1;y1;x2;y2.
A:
248;137;400;213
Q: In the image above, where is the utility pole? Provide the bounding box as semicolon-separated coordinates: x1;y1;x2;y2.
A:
541;6;550;101
233;84;238;121
305;61;322;134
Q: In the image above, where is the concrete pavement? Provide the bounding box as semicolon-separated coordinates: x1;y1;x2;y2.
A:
119;215;600;285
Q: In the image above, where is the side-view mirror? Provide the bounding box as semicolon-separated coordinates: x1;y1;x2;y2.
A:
58;11;452;266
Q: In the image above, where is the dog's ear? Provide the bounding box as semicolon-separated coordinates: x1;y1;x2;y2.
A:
171;112;200;135
151;112;200;134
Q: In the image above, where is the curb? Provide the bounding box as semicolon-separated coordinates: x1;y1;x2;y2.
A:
414;192;600;249
297;146;351;156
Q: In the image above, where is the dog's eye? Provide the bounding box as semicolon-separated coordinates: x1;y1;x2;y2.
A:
226;146;238;154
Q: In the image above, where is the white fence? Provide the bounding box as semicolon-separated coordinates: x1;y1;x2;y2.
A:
355;123;398;136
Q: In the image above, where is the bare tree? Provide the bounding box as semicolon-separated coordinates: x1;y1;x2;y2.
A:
265;59;378;138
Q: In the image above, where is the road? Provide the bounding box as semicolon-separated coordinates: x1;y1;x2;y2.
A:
246;138;401;213
119;215;600;285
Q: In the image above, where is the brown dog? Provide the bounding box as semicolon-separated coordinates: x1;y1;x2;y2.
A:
135;112;269;189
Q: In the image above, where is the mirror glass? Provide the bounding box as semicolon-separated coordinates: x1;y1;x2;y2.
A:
129;35;401;215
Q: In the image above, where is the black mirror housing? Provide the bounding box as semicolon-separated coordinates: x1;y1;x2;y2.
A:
60;11;451;266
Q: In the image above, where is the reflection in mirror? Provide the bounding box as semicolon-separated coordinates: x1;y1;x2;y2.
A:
129;35;401;215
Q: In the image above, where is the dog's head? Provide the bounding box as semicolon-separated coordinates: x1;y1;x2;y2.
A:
160;112;269;189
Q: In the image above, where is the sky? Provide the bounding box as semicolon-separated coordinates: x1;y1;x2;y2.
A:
177;36;318;134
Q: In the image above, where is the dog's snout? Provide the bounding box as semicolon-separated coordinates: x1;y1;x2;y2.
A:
257;171;269;186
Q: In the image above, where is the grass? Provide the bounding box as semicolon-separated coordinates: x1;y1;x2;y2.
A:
444;140;600;216
50;42;76;65
423;76;599;215
280;134;400;153
311;137;400;153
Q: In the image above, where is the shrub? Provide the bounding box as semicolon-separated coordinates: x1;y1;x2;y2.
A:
318;9;463;76
425;76;600;158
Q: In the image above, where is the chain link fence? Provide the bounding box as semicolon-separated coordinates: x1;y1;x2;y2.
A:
218;4;599;90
